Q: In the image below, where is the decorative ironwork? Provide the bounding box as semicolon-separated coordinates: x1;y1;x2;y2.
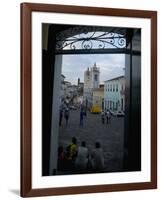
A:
56;27;126;52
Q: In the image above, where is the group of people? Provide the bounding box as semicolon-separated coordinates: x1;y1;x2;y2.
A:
101;110;111;124
59;108;70;127
57;137;105;173
59;105;87;127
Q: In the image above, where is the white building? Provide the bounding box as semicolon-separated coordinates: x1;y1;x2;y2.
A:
83;63;100;108
104;76;125;111
65;84;78;98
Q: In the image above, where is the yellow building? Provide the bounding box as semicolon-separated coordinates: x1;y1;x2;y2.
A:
91;86;104;113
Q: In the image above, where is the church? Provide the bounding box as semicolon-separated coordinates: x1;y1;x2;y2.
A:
83;63;100;109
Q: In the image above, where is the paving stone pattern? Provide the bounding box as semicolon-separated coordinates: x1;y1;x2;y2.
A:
58;110;124;173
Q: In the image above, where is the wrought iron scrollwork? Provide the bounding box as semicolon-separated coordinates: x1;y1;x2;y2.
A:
55;27;126;52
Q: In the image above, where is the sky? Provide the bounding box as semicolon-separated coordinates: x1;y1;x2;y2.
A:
62;54;125;85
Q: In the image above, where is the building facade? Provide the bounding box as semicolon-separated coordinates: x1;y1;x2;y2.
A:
104;76;125;111
91;86;104;113
83;63;100;109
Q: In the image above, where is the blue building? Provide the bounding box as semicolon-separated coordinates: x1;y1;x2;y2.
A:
104;76;125;111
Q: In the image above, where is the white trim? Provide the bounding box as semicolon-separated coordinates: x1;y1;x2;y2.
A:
32;11;151;189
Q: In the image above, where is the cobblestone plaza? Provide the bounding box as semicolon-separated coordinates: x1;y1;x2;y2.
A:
58;110;124;173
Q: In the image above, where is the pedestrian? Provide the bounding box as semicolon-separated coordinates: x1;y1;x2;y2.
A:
108;110;111;124
64;108;69;126
75;141;89;171
59;108;63;126
101;110;105;124
83;107;87;117
80;108;84;126
91;142;104;172
105;110;109;124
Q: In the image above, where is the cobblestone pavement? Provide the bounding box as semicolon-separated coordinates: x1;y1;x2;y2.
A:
58;110;124;173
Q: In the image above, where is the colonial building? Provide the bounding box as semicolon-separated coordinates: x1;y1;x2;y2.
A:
91;85;104;113
104;76;125;111
83;62;100;108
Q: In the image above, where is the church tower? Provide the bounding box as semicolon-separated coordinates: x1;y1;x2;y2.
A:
91;62;100;89
84;67;91;89
83;63;100;108
84;63;100;89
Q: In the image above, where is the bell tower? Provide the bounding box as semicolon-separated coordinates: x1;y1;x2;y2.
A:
91;62;100;89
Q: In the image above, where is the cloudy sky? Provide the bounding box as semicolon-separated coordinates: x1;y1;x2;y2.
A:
62;54;125;85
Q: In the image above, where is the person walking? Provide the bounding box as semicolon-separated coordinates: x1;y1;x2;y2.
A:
59;108;63;126
83;107;87;117
105;110;109;124
64;108;69;126
108;110;111;124
101;110;105;124
80;108;84;126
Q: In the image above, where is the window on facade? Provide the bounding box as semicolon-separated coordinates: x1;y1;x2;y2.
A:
116;102;118;110
116;84;118;92
94;74;98;81
121;98;123;110
111;101;112;109
110;84;112;91
121;84;123;91
113;84;115;92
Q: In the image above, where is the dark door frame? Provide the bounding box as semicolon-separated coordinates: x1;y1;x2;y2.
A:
42;24;141;175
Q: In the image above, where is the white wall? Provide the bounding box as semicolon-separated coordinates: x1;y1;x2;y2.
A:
0;0;160;199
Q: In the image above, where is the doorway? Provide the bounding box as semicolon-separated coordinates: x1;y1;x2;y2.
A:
42;24;141;176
